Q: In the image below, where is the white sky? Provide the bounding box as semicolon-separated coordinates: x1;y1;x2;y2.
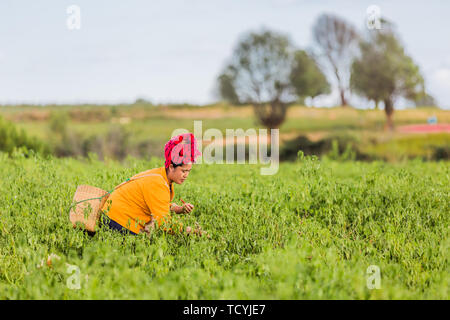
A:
0;0;449;109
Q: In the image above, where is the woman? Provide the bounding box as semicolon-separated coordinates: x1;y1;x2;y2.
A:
101;133;204;236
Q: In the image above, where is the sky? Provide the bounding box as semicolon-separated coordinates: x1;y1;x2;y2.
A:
0;0;449;109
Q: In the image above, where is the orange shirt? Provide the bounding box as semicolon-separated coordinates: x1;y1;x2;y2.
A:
102;166;174;234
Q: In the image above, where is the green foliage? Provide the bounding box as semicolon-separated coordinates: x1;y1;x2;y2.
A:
327;139;356;161
219;29;295;103
432;146;450;161
217;66;241;105
0;155;448;299
0;115;50;156
280;134;367;161
2;104;448;162
46;112;146;161
218;29;296;128
351;21;425;123
414;93;437;107
362;133;450;162
49;111;69;136
290;50;330;100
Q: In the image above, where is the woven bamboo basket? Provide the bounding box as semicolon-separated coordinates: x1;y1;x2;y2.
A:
69;185;109;232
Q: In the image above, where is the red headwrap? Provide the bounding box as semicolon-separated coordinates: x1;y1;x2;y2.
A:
164;133;201;168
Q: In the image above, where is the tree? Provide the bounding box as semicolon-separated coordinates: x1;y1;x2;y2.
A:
217;66;240;105
350;20;424;130
312;13;359;106
414;93;436;107
217;29;296;129
290;50;330;105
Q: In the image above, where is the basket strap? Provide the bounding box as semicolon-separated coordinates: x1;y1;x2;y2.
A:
68;172;170;217
113;173;169;191
112;173;169;192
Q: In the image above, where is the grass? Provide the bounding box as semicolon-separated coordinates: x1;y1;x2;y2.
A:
363;133;450;161
0;151;448;299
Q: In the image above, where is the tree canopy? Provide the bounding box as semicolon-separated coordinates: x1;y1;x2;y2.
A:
290;50;330;104
217;29;296;128
218;29;328;128
351;20;424;129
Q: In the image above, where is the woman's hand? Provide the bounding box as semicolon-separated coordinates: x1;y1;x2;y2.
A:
170;202;193;214
181;202;194;214
142;219;155;234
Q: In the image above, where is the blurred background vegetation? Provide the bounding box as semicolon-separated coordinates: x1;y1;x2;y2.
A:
0;14;448;163
0;103;448;162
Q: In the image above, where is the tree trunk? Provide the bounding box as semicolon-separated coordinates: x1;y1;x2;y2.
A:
384;98;394;131
339;89;347;107
252;100;287;129
374;100;379;110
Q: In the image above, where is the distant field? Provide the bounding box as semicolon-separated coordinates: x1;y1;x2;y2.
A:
0;103;449;161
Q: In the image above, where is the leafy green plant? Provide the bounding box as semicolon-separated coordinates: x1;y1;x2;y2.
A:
0;153;447;299
0;115;50;156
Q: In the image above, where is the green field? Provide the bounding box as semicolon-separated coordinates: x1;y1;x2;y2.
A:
1;104;449;161
0;151;448;299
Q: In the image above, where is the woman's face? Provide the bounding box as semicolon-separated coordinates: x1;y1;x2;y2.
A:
168;163;192;184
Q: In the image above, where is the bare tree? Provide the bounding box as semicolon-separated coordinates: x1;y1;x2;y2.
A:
312;13;359;106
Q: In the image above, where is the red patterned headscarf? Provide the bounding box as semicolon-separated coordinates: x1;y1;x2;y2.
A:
164;133;201;169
